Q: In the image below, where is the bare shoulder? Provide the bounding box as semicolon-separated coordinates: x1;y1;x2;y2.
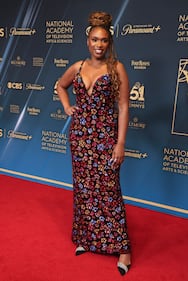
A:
59;60;83;83
66;60;83;75
72;60;84;71
116;61;129;81
116;61;128;74
58;60;84;88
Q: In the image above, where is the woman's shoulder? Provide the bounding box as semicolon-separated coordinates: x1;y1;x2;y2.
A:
69;60;85;74
73;60;84;67
116;60;128;74
116;60;125;68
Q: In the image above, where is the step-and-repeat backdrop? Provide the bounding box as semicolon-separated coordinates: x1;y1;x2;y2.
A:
0;0;187;218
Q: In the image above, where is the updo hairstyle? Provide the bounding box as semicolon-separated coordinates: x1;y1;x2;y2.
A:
88;11;120;99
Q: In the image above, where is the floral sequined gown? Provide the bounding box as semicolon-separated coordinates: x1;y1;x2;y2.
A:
69;61;130;254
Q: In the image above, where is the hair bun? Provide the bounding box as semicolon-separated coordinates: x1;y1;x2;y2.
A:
88;11;112;29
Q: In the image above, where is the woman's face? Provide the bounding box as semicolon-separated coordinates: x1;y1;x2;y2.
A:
87;27;110;60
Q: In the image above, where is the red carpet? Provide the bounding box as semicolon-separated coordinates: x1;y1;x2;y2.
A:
0;174;187;281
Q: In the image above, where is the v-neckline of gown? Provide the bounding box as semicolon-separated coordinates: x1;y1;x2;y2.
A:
79;73;109;96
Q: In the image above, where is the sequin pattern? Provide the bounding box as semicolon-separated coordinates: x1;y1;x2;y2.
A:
70;68;130;254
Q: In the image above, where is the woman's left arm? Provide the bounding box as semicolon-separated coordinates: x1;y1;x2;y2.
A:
112;61;130;165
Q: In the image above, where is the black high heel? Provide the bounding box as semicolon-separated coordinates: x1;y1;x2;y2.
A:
117;262;131;276
75;246;86;256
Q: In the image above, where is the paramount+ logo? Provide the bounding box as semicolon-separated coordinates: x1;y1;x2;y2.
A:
7;81;23;90
0;27;5;37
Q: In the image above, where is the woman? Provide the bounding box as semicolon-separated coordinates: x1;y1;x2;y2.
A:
57;11;131;275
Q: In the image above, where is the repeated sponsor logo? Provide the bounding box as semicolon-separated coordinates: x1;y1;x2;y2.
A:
125;148;148;159
54;58;69;67
53;80;60;101
7;82;23;90
7;130;32;140
27;107;41;116
10;104;20;114
45;20;73;43
131;60;151;70
128;116;146;129
11;56;26;67
0;128;3;138
0;128;33;140
162;147;188;175
115;23;160;37
9;27;36;36
53;80;58;94
177;14;188;42
50;108;67;120
171;59;188;136
41;130;67;154
25;83;45;91
129;82;145;109
0;27;5;38
1;27;35;38
32;57;44;67
7;81;45;91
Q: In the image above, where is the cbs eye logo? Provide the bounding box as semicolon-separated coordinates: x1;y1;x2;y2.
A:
7;82;23;90
0;28;5;37
0;128;3;138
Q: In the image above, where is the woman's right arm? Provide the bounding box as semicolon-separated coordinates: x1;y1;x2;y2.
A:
56;62;80;116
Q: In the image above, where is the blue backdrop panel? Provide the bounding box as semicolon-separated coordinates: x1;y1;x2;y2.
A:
0;0;188;218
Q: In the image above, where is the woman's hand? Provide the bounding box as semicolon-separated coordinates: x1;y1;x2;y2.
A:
111;143;125;169
64;105;79;116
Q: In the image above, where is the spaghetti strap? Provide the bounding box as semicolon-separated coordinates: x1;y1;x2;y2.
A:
78;59;85;73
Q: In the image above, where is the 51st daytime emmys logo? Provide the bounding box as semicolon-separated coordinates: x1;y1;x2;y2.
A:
177;14;188;42
129;82;145;109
